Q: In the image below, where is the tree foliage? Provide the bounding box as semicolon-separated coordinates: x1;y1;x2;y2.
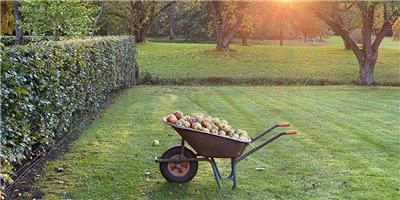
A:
207;1;246;49
312;1;400;85
148;1;211;41
20;0;97;40
1;1;14;35
103;0;174;43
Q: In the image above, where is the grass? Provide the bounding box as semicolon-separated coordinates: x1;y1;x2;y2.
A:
31;86;400;199
138;36;399;85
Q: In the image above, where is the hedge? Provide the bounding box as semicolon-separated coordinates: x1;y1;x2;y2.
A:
0;36;138;188
0;36;52;46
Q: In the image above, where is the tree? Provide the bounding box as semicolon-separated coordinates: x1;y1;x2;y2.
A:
312;2;400;86
207;1;246;49
13;0;23;45
290;3;327;43
92;0;106;36
20;0;97;40
238;15;261;45
393;19;400;41
1;1;14;35
106;1;174;43
237;2;261;46
322;3;362;49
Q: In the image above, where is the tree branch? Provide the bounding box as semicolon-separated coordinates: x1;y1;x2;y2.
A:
372;21;392;50
312;7;364;63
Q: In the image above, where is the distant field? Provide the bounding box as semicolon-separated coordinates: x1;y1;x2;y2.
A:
139;36;399;85
32;86;400;199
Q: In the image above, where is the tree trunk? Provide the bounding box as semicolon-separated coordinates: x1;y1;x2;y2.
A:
169;22;174;40
13;1;23;45
92;1;105;36
303;33;307;43
241;36;248;45
342;37;351;49
208;1;245;50
279;25;283;46
135;30;145;43
359;53;377;86
168;6;174;40
216;37;229;49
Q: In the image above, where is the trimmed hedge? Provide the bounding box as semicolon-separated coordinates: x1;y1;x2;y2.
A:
0;36;138;187
0;36;53;46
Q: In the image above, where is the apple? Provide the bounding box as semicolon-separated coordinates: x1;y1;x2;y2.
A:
183;121;190;128
202;118;212;126
191;122;202;130
188;117;197;124
218;130;226;136
152;140;160;146
212;124;219;131
212;118;221;125
173;111;183;119
232;134;239;139
167;115;177;124
202;128;210;133
222;125;230;132
195;115;204;123
239;135;249;141
240;131;248;137
211;129;218;135
177;119;184;126
205;124;213;130
220;119;228;125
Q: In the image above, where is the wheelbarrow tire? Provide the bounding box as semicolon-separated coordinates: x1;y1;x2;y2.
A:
160;146;198;183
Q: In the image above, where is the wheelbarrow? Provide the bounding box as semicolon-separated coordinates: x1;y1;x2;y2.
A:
155;118;298;190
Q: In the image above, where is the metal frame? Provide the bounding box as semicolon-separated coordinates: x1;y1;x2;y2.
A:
155;123;294;190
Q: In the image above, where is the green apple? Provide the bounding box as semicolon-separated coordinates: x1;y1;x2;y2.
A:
211;129;218;135
183;121;190;128
240;130;248;137
201;127;210;133
220;119;228;125
152;140;160;146
218;130;226;136
232;134;239;139
195;115;204;123
212;118;221;125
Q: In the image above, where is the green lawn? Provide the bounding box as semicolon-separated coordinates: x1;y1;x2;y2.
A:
32;86;399;199
138;37;399;85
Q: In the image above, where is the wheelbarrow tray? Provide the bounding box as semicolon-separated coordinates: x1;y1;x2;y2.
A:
164;119;250;158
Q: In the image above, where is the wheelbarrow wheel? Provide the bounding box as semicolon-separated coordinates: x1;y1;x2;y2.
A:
160;146;198;183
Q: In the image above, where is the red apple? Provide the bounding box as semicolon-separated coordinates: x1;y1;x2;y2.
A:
167;115;177;124
188;117;197;124
191;122;202;130
173;111;183;119
201;118;212;126
212;124;219;131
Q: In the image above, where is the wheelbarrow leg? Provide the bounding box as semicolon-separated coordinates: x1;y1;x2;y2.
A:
231;159;237;190
209;158;223;189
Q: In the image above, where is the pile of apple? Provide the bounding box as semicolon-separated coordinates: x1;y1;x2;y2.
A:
165;111;250;142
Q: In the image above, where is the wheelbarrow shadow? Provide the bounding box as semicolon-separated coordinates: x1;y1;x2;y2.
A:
147;180;228;199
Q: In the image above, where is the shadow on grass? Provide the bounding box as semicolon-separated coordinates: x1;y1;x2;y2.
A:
139;72;400;87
